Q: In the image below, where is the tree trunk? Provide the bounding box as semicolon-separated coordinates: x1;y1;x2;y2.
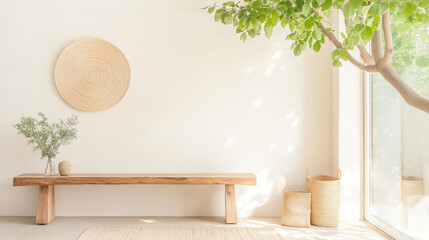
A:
378;65;429;114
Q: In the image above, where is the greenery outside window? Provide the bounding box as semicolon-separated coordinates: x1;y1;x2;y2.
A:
365;11;429;240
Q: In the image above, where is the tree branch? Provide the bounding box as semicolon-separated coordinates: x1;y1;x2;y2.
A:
371;30;384;61
317;24;378;72
380;65;429;114
377;11;394;69
357;45;375;64
317;10;429;114
341;8;375;65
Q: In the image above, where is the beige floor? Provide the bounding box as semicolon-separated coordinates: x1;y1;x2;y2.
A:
0;216;389;240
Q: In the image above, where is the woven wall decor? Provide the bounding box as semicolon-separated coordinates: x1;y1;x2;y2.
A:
55;38;131;112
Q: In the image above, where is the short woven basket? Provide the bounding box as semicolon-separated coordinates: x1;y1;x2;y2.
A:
281;191;311;227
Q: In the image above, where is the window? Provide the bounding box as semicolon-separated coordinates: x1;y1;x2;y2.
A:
364;14;429;240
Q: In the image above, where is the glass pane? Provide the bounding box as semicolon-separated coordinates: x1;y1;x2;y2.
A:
369;14;429;240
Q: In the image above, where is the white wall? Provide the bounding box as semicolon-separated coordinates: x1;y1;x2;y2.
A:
331;11;364;220
0;0;333;217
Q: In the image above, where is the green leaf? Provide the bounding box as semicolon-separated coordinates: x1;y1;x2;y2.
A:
223;14;234;25
240;32;247;42
373;15;381;25
333;59;342;67
215;9;226;22
396;24;408;33
349;0;363;9
416;56;429;67
251;16;258;25
308;37;313;48
266;17;278;27
416;12;429;23
281;18;289;27
313;41;321;52
403;56;412;66
360;26;374;42
272;10;280;19
332;48;349;61
254;22;262;34
419;0;429;7
244;17;251;28
239;19;245;29
340;51;349;61
207;7;215;13
397;2;417;19
304;17;315;29
277;2;288;11
238;9;247;19
248;29;256;38
258;14;267;23
312;0;319;9
302;3;312;16
252;1;262;9
354;23;364;32
208;6;215;14
264;25;274;38
287;32;297;40
320;34;325;43
341;32;346;39
321;0;332;11
233;16;239;26
343;3;354;19
293;44;304;56
312;28;322;40
368;3;388;16
296;0;305;9
223;1;236;7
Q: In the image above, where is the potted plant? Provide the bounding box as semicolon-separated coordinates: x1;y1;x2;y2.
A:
13;112;79;176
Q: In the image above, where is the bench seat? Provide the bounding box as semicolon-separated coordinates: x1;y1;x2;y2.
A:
13;173;257;225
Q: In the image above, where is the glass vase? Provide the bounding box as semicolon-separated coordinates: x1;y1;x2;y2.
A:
45;158;56;176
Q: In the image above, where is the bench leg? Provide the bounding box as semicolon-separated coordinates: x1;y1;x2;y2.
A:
225;184;237;224
36;185;55;225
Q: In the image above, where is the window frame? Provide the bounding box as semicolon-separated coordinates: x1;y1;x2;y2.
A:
363;70;414;240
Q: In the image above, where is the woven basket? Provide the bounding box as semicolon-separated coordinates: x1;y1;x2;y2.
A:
401;176;424;207
281;191;311;227
306;168;341;227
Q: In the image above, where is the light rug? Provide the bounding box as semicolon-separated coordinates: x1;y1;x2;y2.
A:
78;226;282;240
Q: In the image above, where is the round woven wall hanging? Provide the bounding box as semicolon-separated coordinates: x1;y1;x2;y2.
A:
55;38;131;112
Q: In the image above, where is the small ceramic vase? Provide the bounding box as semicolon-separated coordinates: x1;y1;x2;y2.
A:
58;161;72;176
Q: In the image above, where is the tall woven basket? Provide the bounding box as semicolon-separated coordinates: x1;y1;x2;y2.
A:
306;168;341;227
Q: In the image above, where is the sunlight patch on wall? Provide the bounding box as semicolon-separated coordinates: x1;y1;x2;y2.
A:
271;50;283;60
291;119;299;128
269;142;277;150
245;66;254;74
224;137;237;147
237;169;287;217
285;112;296;120
265;64;276;76
253;96;264;109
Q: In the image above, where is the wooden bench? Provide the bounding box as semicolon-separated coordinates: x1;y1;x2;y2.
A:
13;173;257;225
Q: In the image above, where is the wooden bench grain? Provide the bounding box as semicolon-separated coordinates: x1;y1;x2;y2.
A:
13;173;257;225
